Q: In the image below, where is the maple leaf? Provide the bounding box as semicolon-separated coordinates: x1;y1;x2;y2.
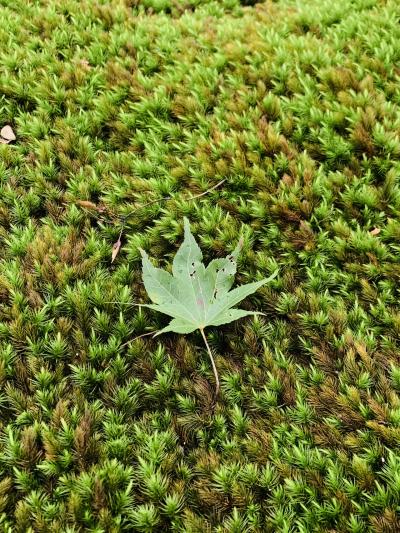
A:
140;218;278;394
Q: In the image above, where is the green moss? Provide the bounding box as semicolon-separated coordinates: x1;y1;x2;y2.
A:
1;0;400;530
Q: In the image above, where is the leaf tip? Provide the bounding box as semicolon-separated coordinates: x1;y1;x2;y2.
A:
263;268;279;285
183;217;191;234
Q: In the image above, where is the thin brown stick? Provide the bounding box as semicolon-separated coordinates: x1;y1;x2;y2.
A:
120;330;157;348
128;195;172;211
120;178;226;222
77;179;228;233
187;178;227;201
109;178;227;263
199;328;220;397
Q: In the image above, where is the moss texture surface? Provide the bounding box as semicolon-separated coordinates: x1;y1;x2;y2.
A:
1;0;400;531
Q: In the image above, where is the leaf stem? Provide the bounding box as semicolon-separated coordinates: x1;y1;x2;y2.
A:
199;328;219;397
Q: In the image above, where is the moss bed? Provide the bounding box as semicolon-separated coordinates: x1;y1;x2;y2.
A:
1;0;400;530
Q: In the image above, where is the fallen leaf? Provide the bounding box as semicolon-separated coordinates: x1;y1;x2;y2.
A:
370;228;381;236
140;218;278;335
140;218;278;395
0;125;16;143
111;238;122;263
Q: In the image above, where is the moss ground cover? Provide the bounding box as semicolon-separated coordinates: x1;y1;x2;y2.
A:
1;0;400;530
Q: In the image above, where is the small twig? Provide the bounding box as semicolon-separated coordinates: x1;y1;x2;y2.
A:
199;327;220;397
188;178;227;201
117;224;124;242
110;178;227;264
119;178;226;224
131;195;172;211
77;179;227;231
120;330;157;348
119;196;171;225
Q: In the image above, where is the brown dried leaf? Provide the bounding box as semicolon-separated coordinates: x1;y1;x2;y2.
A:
0;125;16;142
370;227;381;236
111;238;122;263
